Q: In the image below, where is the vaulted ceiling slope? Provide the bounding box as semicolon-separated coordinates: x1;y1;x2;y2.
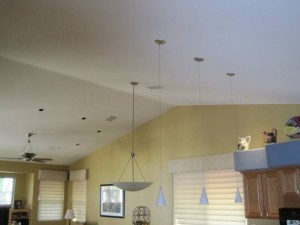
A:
0;0;299;165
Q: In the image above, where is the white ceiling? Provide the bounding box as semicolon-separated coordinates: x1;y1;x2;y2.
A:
0;0;299;165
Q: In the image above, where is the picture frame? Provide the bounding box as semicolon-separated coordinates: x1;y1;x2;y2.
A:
100;184;125;218
14;200;23;209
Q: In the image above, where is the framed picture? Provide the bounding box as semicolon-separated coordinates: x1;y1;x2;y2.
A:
100;184;125;218
14;200;22;209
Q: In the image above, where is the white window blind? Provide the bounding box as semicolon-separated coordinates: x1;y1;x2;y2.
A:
72;180;87;222
173;169;245;225
38;180;65;221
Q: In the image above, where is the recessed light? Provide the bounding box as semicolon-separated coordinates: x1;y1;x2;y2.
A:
97;130;102;133
81;117;87;120
76;143;80;146
38;108;45;112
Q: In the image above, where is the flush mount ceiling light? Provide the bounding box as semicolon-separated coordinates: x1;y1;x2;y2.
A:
113;82;152;191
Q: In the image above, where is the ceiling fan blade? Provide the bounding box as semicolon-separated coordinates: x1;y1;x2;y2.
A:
31;159;47;163
0;157;22;160
33;158;53;161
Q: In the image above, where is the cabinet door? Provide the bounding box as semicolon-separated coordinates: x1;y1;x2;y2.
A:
278;168;300;208
243;172;264;218
262;171;279;219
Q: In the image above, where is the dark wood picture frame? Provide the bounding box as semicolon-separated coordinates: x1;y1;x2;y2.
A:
100;184;125;218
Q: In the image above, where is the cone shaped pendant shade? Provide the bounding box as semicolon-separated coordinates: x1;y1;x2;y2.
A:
113;82;152;191
200;187;209;205
234;187;243;203
156;186;166;207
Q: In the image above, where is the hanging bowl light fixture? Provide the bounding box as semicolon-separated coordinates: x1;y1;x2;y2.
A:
113;82;152;191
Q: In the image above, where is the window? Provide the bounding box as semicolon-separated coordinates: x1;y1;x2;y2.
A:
0;177;15;205
37;170;68;221
70;169;87;222
38;180;65;221
72;180;87;222
173;169;245;225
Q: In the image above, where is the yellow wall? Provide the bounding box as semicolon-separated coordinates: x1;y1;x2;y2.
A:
0;160;68;225
69;104;300;225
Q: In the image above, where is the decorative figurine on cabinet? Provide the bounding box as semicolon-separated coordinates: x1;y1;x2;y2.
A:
263;128;277;144
284;116;300;139
237;136;251;151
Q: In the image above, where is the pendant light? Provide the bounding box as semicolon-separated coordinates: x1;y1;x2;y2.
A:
194;57;208;205
155;39;166;207
234;165;243;203
200;187;209;205
113;82;152;191
226;72;243;203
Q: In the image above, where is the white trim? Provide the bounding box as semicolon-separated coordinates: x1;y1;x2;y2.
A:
70;169;87;181
38;170;68;181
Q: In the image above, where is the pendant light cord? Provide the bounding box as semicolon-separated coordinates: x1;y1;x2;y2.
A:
226;73;238;138
155;40;165;185
194;57;204;132
116;82;147;182
132;82;136;182
22;133;33;153
159;42;162;185
197;60;202;105
228;74;234;105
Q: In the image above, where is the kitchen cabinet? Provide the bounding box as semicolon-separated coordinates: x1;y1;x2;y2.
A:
8;209;31;225
243;170;279;219
277;167;300;208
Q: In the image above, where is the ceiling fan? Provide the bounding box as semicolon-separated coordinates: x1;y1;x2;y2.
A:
2;133;53;163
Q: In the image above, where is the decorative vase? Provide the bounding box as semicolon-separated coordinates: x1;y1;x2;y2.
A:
284;116;300;139
237;136;251;151
263;128;277;144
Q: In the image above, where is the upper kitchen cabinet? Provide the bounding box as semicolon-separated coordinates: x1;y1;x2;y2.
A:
277;167;300;208
243;170;279;219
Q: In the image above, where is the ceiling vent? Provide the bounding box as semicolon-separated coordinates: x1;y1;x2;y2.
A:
105;116;117;122
147;86;163;90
